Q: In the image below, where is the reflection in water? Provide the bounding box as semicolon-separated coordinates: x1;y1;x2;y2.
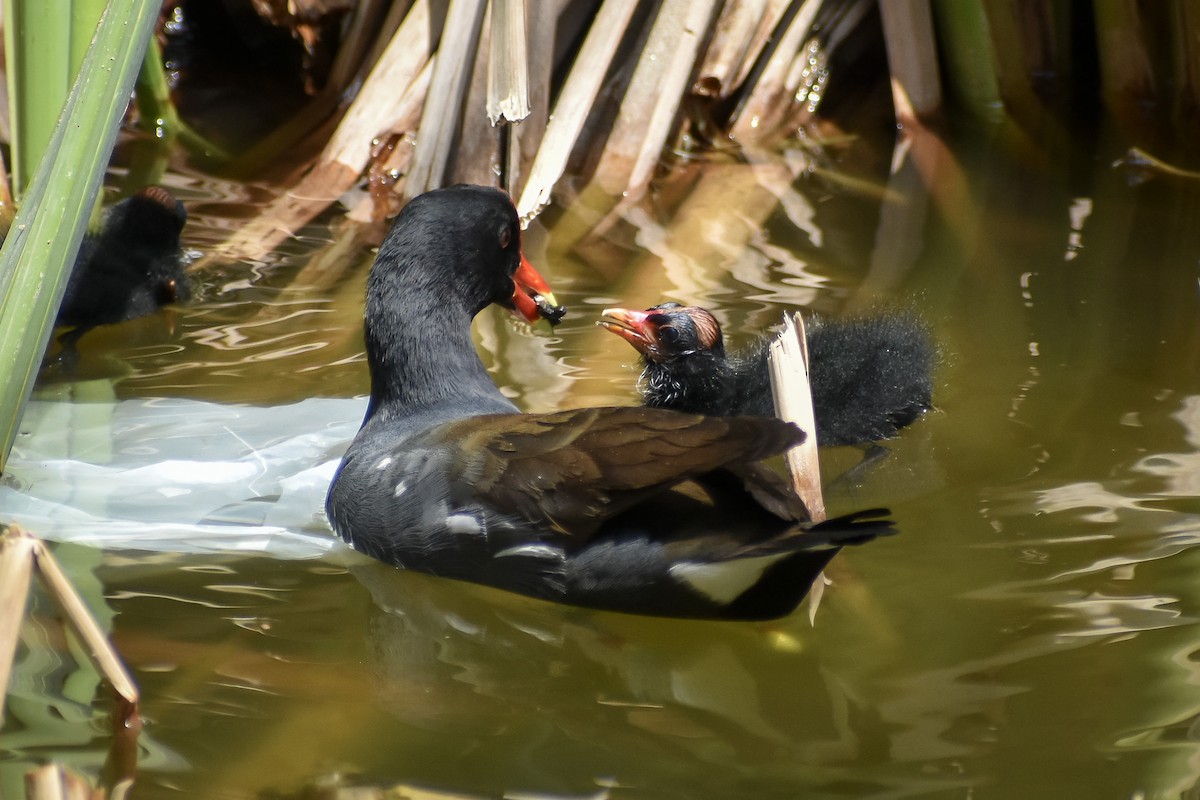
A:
1136;395;1200;498
9;129;1200;798
4;396;360;557
350;562;967;799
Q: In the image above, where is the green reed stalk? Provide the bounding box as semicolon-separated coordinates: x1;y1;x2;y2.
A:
2;0;110;199
928;0;1005;122
0;0;161;473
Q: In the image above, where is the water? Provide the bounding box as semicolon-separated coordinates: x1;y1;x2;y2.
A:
3;125;1200;799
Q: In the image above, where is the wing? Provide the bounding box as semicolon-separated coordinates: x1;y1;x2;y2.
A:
418;406;805;541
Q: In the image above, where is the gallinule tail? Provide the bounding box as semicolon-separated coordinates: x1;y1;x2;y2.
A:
57;186;190;350
599;303;936;447
326;185;894;620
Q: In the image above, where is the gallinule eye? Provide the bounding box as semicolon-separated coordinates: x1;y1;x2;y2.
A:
57;186;191;347
599;303;936;447
326;184;895;621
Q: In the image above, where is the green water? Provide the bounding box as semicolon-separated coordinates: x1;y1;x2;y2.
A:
3;126;1200;799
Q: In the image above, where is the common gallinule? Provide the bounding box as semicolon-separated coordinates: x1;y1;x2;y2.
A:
326;185;894;620
58;186;190;337
599;303;936;447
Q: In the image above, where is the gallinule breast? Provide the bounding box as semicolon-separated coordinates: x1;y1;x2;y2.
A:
326;185;894;620
599;303;936;447
59;186;191;334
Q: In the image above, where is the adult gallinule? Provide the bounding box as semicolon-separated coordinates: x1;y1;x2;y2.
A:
326;185;894;620
58;186;190;337
599;303;936;446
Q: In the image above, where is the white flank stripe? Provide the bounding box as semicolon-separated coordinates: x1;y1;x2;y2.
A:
669;553;789;604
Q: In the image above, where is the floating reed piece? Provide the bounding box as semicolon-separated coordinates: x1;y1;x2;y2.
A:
768;313;825;523
0;525;140;730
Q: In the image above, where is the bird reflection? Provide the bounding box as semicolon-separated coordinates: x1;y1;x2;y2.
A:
349;560;904;794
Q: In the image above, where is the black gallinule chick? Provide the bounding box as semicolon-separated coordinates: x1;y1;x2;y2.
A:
599;303;936;447
325;185;894;620
58;186;190;340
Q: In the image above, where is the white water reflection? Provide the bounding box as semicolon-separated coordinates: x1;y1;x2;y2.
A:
4;393;361;558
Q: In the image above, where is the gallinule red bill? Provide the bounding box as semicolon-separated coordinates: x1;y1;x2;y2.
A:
599;303;936;447
57;187;191;349
326;185;894;620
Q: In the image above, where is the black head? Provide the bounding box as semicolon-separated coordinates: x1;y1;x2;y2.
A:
372;185;521;316
82;185;191;316
599;302;725;363
106;186;188;251
369;185;561;324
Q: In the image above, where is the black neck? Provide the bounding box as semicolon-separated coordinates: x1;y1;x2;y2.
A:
363;289;508;421
641;351;735;414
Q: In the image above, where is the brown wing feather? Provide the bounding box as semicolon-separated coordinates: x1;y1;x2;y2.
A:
421;407;804;540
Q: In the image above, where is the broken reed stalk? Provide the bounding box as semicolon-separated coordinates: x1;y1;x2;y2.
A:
0;529;36;723
217;0;435;261
32;536;140;719
697;0;775;91
768;313;825;523
729;0;821;143
515;0;639;220
0;525;140;732
406;0;487;197
487;0;530;125
486;0;531;196
589;0;720;204
622;0;721;204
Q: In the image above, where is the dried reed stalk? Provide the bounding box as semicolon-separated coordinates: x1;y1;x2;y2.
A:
768;313;825;522
697;0;774;93
30;538;139;717
487;0;530;125
590;0;720;204
217;0;435;261
0;526;36;724
345;57;435;223
879;0;942;122
451;4;502;188
406;0;487;196
729;0;820;143
515;0;639;220
728;0;792;93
